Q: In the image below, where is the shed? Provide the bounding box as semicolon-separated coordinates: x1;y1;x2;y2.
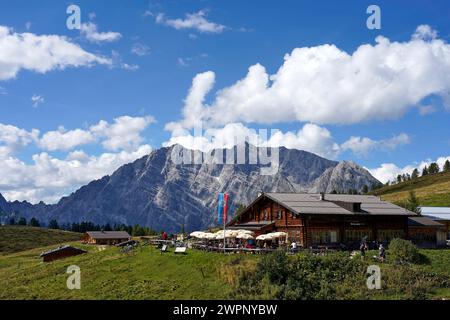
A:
40;245;87;262
84;231;131;245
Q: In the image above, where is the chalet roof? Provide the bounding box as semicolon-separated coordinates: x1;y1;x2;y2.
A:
86;231;131;239
408;217;446;228
420;207;450;221
40;245;87;257
262;193;416;216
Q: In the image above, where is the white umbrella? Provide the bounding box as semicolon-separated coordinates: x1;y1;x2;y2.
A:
215;230;238;238
190;231;204;238
256;234;268;241
236;233;254;240
270;232;287;238
236;230;254;235
201;233;216;239
226;230;240;238
216;233;225;240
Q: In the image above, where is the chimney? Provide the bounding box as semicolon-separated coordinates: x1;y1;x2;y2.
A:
320;192;325;201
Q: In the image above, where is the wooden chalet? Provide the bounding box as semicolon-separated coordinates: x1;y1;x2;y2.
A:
420;206;450;240
228;192;419;249
40;245;87;262
84;231;131;245
408;217;447;248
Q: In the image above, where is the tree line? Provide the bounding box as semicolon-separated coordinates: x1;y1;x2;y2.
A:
7;217;158;237
329;183;384;195
389;159;450;186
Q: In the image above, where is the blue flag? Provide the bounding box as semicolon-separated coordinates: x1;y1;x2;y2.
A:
217;193;224;224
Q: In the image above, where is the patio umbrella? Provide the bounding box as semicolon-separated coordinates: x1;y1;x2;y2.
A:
236;233;254;240
256;234;271;241
216;233;225;240
190;231;204;238
226;230;240;238
270;232;288;238
215;230;238;238
236;230;254;235
201;233;216;240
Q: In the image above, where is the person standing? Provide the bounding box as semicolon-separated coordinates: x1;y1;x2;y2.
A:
379;244;386;263
290;241;297;254
360;241;366;259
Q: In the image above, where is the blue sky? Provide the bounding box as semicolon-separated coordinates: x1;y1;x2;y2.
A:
0;0;450;203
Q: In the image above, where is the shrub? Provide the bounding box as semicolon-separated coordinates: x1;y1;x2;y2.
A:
380;266;449;300
230;249;448;300
388;238;420;264
256;249;289;285
233;251;368;300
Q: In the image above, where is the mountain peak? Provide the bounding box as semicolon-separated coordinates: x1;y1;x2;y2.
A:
4;144;379;232
0;193;7;211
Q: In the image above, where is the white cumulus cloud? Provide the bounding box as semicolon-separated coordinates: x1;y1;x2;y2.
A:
156;10;226;34
90;115;156;151
0;145;152;204
164;122;406;161
0;123;39;155
80;22;122;43
0;25;111;80
368;155;450;183
38;127;95;151
31;94;44;108
0;115;156;203
167;25;450;129
341;133;410;157
131;43;150;56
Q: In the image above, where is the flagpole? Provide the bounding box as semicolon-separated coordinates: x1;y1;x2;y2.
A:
223;216;226;253
223;193;228;253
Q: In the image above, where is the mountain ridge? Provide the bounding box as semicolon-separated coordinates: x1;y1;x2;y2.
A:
0;144;380;231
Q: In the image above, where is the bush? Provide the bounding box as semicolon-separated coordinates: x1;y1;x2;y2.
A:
233;251;368;300
257;249;290;285
380;266;449;300
388;238;420;264
230;249;449;300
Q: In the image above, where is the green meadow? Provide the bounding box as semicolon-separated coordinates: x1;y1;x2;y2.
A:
0;226;82;254
0;226;448;300
371;170;450;207
0;240;251;300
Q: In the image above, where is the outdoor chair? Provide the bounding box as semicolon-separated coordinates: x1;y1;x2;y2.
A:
174;247;187;254
160;244;168;254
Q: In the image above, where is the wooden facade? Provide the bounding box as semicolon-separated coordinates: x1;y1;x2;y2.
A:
228;193;416;249
84;231;131;245
420;207;450;240
408;217;447;248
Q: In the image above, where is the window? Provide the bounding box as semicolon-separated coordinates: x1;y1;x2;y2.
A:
378;230;404;242
330;231;338;243
276;210;283;220
311;229;339;244
288;230;301;243
345;229;373;242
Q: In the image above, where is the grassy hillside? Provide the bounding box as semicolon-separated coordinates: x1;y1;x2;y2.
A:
0;243;255;299
371;171;450;207
0;242;448;299
0;226;82;254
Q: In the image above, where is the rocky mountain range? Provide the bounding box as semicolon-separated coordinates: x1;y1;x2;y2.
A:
0;144;380;232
